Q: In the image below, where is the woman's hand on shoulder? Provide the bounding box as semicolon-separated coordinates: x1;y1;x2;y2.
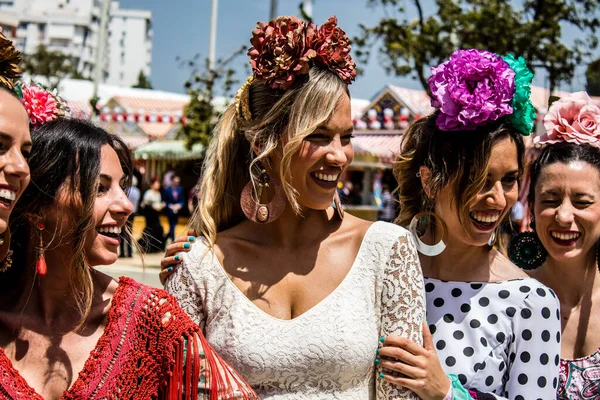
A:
159;229;197;285
378;322;450;400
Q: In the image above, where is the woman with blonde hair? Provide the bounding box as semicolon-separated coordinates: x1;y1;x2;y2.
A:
161;15;425;399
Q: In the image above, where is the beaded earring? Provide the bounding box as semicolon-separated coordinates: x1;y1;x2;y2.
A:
508;221;547;270
36;221;47;277
0;230;12;273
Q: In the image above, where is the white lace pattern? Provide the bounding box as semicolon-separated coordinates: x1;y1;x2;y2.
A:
165;221;425;399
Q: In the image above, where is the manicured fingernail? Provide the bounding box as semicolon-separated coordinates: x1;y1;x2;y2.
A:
375;358;380;364
174;255;181;262
184;243;191;249
167;266;173;272
376;348;380;355
379;336;385;343
188;236;195;242
379;373;385;379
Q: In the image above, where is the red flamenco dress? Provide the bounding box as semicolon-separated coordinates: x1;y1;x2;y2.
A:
0;277;258;400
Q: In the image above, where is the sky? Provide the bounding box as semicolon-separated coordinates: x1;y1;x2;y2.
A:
120;0;595;101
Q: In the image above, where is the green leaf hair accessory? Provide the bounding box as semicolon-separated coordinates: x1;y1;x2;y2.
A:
502;54;536;136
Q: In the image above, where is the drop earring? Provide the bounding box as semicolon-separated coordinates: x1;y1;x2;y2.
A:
0;229;13;273
240;163;287;224
333;191;344;220
36;221;47;277
507;220;547;270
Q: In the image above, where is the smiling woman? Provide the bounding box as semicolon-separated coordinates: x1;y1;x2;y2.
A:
161;15;425;400
0;33;31;272
389;49;562;399
0;118;257;399
511;91;600;399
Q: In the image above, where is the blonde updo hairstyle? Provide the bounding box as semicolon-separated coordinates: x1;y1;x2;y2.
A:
191;66;350;244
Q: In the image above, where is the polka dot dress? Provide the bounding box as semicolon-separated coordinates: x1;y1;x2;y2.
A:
425;277;561;400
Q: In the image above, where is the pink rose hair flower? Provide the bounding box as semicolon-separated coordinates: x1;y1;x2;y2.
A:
536;91;600;147
428;49;516;131
20;83;59;126
247;15;356;91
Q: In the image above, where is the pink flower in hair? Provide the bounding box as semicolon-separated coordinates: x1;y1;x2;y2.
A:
536;91;600;147
20;83;59;126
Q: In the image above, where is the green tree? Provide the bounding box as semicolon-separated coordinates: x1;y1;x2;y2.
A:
586;58;600;96
21;45;80;89
178;46;246;149
356;0;600;97
132;70;153;89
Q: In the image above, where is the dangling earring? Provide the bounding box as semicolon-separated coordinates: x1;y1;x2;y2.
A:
35;221;47;277
487;228;497;247
333;191;344;220
0;229;13;273
409;212;448;256
240;164;287;224
507;220;547;270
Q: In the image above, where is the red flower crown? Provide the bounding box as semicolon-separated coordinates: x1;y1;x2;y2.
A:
248;15;356;91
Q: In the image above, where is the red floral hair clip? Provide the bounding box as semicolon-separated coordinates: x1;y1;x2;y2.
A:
15;82;68;126
248;15;356;90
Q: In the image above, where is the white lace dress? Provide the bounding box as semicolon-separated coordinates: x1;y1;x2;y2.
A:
165;221;425;399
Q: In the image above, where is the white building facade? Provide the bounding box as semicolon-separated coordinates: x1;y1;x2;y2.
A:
106;2;152;87
5;0;152;87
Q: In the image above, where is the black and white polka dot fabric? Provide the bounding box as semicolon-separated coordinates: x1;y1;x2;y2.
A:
425;277;561;400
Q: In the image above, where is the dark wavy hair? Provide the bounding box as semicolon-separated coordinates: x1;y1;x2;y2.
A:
528;142;600;204
3;118;132;324
394;111;525;234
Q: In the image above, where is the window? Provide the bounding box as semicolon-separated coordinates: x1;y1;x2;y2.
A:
119;72;124;81
121;52;125;64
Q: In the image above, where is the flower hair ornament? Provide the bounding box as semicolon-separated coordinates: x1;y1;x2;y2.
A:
0;32;22;90
534;91;600;147
235;15;357;121
428;49;536;135
14;81;68;126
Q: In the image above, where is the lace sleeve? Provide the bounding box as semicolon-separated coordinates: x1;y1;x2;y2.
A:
377;232;426;399
164;259;206;332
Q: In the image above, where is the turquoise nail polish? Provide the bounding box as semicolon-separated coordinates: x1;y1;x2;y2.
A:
375;358;380;364
184;243;191;249
188;236;195;242
379;373;385;379
376;348;380;355
379;336;385;343
167;266;173;272
174;255;181;262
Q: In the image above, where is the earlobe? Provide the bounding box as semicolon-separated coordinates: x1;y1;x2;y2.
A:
419;166;433;199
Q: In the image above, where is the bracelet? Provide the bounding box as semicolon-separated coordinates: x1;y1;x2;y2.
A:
443;374;474;400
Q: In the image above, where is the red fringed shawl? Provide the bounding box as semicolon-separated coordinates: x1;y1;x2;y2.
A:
0;277;258;400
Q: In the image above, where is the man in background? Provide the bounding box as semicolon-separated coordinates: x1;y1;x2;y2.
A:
119;176;141;258
163;175;184;242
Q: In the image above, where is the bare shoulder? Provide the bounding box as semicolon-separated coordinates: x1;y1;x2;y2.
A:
338;213;373;237
490;250;530;281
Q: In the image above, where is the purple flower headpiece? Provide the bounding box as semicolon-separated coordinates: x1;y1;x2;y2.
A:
428;49;536;135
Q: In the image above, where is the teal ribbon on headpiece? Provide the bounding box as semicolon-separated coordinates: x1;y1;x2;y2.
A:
503;54;536;136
